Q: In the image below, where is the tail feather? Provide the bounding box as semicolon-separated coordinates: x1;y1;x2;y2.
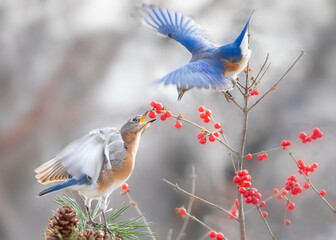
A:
37;174;89;197
234;10;255;47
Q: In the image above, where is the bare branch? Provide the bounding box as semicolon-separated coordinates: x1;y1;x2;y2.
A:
248;51;305;111
176;165;197;240
163;179;238;221
256;207;276;240
248;53;270;88
223;92;244;111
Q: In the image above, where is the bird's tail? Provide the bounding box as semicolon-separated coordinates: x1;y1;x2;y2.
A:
37;174;89;197
234;10;255;47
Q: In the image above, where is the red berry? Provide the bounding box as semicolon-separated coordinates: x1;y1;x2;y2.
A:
242;170;248;175
304;182;310;189
213;132;220;137
312;162;318;168
320;190;326;196
249;67;253;72
204;116;211;123
175;121;182;129
251;197;259;205
239;187;246;194
257;154;263;161
281;140;287;147
247;154;252;160
148;111;156;119
179;207;186;215
214;123;221;129
216;232;224;240
249;88;253;92
273;188;279;194
200;112;207;119
205;109;212;116
306;136;312;142
260;201;265;207
197;133;204;139
243;69;247;74
198;106;205;112
255;192;262;199
150;100;157;108
121;183;129;191
262;211;268;217
277;194;283;200
233;176;241;183
286;140;292;146
244;182;252;188
284;220;291;226
262;153;268;159
299;132;307;139
199;138;207;144
313;128;320;134
209;135;216;142
287;202;295;210
254;90;259;95
165;111;172;118
160;115;166;121
209;231;217;238
155;103;163;111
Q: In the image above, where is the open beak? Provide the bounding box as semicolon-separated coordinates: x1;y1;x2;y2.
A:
140;111;156;124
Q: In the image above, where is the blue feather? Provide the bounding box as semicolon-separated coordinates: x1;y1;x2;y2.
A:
37;174;90;197
234;10;255;47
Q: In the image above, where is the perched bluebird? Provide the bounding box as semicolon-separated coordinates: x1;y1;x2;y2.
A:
137;5;254;100
35;112;155;230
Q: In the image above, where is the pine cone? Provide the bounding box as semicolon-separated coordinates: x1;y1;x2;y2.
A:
45;205;79;240
80;228;110;240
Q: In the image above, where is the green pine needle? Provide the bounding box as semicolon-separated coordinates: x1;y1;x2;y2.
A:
54;193;156;239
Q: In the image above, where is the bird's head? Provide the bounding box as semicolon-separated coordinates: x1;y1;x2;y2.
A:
121;111;156;139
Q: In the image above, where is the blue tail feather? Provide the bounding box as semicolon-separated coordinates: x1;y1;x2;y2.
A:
234;10;255;46
37;174;90;197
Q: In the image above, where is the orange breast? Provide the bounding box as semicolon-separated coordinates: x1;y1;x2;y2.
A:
97;153;134;194
223;60;242;73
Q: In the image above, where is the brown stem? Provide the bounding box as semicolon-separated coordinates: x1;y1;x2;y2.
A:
176;165;197;240
256;207;276;240
125;192;156;240
249;53;270;89
163;179;238;220
248;51;305;111
287;150;336;213
280;193;292;240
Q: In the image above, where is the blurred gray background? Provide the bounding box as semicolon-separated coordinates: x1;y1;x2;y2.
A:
1;0;336;239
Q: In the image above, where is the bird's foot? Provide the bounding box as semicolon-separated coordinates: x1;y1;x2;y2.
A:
87;218;99;227
224;91;233;102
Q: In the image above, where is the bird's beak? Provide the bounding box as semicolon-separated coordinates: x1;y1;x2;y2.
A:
140;111;156;124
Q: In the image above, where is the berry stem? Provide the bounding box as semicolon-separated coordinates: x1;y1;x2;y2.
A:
287;150;336;213
248;51;305;111
124;191;156;239
248;53;270;89
280;193;292;240
170;113;239;155
163;179;238;220
256;207;276;240
176;165;197;240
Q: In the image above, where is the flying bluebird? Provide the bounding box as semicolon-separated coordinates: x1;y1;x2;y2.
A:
35;112;155;230
137;5;254;100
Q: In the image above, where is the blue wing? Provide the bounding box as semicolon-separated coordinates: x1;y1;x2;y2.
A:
158;59;232;91
137;4;218;54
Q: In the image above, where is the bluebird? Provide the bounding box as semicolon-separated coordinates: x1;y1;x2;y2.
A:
137;5;254;100
35;112;155;230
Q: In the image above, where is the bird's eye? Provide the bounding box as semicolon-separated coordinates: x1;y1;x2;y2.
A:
131;117;138;122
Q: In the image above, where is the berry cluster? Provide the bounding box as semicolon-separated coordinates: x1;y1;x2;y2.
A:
197;131;218;144
198;106;212;123
284;175;303;195
281;140;292;150
257;153;268;161
209;231;225;240
299;128;323;143
249;88;259;96
233;170;262;205
149;100;183;129
297;159;318;176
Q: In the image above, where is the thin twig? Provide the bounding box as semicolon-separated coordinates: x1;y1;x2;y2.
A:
210;115;237;172
249;53;270;88
280;193;292;240
167;229;173;240
287;150;336;213
176;165;197;240
171;114;239;155
184;211;212;231
256;207;276;240
125;192;156;240
163;179;238;220
248;51;305;111
223;92;244;111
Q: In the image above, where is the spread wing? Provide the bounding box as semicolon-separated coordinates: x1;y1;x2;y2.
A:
35;128;121;184
137;4;218;54
158;59;233;91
